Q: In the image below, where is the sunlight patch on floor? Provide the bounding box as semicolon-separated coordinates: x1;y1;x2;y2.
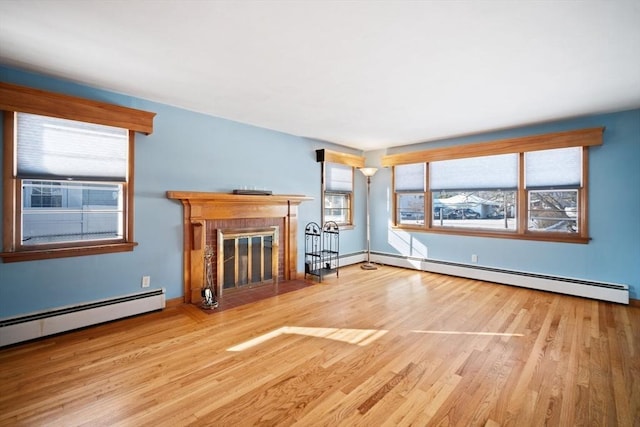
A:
227;326;388;352
411;330;524;337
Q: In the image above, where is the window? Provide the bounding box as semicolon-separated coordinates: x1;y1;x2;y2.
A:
22;180;123;246
395;163;425;226
18;113;127;246
430;154;518;231
324;162;353;225
316;149;365;227
525;146;582;233
383;127;603;243
1;82;155;262
322;163;353;225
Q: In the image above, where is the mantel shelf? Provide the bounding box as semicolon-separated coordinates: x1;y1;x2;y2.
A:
166;191;312;205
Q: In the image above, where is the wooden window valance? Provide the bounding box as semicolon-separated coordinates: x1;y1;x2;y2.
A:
382;127;604;166
0;82;155;135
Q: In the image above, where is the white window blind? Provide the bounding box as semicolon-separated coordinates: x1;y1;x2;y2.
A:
395;163;425;192
16;113;128;181
525;147;582;188
325;163;353;192
430;153;518;191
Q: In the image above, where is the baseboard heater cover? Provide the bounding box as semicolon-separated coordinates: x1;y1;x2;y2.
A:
370;252;629;304
338;252;367;267
0;288;166;347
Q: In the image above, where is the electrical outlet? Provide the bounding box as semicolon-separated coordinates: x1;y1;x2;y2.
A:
141;275;151;288
471;254;478;263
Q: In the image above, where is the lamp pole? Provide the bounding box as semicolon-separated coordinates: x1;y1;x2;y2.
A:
359;167;378;270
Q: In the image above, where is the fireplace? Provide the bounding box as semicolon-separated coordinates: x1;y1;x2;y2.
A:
167;192;312;303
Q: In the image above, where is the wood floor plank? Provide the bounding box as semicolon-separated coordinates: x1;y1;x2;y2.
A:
1;264;638;426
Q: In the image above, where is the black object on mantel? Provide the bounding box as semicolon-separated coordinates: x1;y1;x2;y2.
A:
232;189;273;195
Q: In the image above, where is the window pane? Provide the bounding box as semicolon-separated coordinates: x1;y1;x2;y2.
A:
432;191;517;230
324;192;350;224
397;193;425;225
528;189;578;233
29;181;62;208
525;147;582;188
16;113;128;181
395;163;425;192
430;154;518;191
21;180;123;245
325;163;353;192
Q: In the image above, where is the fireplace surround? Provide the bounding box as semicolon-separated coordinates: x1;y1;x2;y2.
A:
167;192;312;303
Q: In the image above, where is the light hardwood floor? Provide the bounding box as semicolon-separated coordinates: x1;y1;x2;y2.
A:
1;265;638;426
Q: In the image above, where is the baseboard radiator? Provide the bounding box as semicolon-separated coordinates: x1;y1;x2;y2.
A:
0;288;166;347
369;252;629;304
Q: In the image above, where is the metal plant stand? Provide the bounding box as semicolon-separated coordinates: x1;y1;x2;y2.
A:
304;221;339;282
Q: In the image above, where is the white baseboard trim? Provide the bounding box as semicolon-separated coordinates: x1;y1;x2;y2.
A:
368;252;629;304
0;289;166;347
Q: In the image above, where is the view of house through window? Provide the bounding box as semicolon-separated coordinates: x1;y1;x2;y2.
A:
397;191;518;230
22;180;123;245
324;192;351;225
28;181;62;208
432;190;517;230
397;193;424;225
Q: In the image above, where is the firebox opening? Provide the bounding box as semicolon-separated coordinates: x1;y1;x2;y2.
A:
217;227;279;296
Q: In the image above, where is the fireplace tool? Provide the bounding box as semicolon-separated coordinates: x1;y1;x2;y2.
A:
201;245;218;309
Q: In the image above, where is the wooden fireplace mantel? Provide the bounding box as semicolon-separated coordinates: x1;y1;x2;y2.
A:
167;191;312;303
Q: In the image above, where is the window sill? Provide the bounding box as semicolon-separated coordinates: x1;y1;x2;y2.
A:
1;242;138;263
391;225;590;244
337;224;355;231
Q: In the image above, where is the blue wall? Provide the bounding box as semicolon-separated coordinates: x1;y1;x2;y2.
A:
368;109;640;299
1;65;639;320
0;66;367;318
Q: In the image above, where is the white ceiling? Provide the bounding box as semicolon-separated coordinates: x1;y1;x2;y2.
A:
1;1;639;151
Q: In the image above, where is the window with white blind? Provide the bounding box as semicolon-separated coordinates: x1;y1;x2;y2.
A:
1;82;154;262
324;162;353;225
525;147;582;233
395;163;426;226
17;113;128;246
382;127;602;243
315;149;364;228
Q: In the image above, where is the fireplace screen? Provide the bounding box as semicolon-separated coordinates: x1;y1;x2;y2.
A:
217;227;278;295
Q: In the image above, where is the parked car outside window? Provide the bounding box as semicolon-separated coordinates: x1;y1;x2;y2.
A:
456;208;481;219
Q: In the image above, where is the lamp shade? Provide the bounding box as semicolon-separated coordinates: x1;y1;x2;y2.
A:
359;167;378;177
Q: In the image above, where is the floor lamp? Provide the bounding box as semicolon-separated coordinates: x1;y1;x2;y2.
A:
359;167;378;270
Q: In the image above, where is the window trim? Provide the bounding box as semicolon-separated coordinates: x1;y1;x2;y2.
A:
316;149;365;228
384;128;603;244
1;83;155;262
